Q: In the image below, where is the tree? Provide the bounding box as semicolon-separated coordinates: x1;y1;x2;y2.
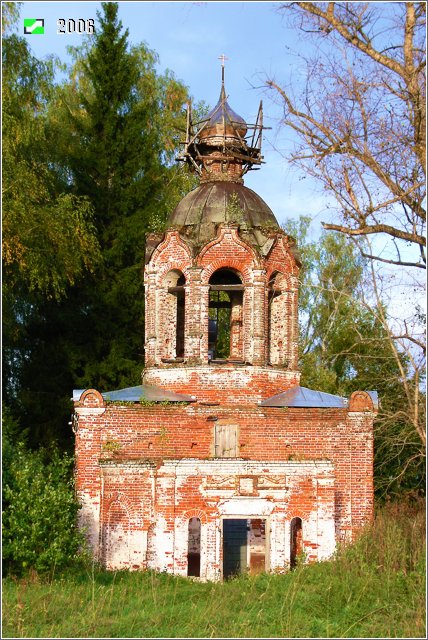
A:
267;3;426;493
2;12;100;300
267;2;426;270
2;5;101;446
284;217;425;495
5;3;195;448
48;1;194;387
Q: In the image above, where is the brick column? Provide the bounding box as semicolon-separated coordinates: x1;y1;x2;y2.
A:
199;283;211;364
252;269;267;365
144;268;157;366
289;275;299;370
185;267;204;364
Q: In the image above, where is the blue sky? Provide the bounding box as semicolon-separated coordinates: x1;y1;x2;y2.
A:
17;0;328;230
9;1;426;325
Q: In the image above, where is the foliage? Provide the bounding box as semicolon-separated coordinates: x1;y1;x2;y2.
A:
2;499;425;638
2;415;85;576
3;2;196;448
2;22;100;300
284;217;425;495
284;217;389;393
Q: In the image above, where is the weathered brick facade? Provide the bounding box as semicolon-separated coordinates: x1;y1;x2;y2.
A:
73;78;375;580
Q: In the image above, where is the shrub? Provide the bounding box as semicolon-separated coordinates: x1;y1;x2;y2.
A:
2;442;85;576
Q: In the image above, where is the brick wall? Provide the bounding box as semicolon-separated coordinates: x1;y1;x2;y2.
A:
144;226;299;369
74;218;374;580
74;393;374;577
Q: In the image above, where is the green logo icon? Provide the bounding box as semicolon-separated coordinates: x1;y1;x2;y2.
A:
24;19;45;34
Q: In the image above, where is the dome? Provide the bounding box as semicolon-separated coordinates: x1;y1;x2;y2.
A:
199;84;248;142
167;181;280;250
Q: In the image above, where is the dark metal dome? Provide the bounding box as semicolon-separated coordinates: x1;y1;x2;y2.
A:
199;83;248;142
167;181;280;250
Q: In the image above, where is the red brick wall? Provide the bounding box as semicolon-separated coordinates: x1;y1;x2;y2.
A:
143;226;300;369
75;398;374;543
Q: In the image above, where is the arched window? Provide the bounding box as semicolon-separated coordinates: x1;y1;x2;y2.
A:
268;271;288;366
187;517;201;577
290;517;303;569
208;268;244;361
163;270;185;360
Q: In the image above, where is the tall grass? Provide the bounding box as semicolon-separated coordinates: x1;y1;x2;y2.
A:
2;498;425;638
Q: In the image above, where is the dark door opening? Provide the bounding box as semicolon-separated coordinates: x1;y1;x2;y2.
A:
222;518;267;579
187;517;201;577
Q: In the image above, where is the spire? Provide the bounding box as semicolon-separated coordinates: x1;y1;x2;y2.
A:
218;53;228;96
177;59;268;182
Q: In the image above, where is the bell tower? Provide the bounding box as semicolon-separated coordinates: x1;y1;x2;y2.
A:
143;69;301;403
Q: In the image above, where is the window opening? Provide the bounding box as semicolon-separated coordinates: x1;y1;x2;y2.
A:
208;269;243;361
187;517;201;577
290;517;303;569
175;274;185;358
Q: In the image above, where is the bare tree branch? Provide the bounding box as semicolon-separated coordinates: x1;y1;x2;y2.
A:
267;2;426;269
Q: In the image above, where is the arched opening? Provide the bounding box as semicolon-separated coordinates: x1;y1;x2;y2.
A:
104;500;130;570
164;270;185;360
268;271;288;366
208;268;244;361
290;517;303;569
187;517;201;577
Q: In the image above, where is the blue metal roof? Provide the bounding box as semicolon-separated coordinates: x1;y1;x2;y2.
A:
72;385;194;403
366;390;379;409
260;386;348;408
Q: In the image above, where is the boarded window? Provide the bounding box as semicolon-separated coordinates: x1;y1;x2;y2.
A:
214;423;239;457
268;271;289;366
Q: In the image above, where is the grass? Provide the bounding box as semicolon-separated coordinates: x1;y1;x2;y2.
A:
2;498;425;638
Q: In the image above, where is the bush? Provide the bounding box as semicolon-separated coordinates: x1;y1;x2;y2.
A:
2;441;85;576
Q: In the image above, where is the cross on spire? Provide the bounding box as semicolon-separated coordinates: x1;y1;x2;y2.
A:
218;53;228;84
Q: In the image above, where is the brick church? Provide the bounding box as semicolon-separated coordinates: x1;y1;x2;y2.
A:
73;71;376;580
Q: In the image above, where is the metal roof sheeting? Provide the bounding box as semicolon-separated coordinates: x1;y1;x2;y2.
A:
366;390;379;409
72;385;194;403
260;386;348;408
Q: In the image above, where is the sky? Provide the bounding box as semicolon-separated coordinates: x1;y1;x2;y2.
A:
16;0;329;231
11;3;426;295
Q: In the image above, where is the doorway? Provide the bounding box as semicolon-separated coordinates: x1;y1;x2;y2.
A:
222;518;267;579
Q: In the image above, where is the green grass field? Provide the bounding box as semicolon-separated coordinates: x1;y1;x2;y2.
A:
2;500;425;638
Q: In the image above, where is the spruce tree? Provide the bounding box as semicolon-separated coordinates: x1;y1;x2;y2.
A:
10;2;194;448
